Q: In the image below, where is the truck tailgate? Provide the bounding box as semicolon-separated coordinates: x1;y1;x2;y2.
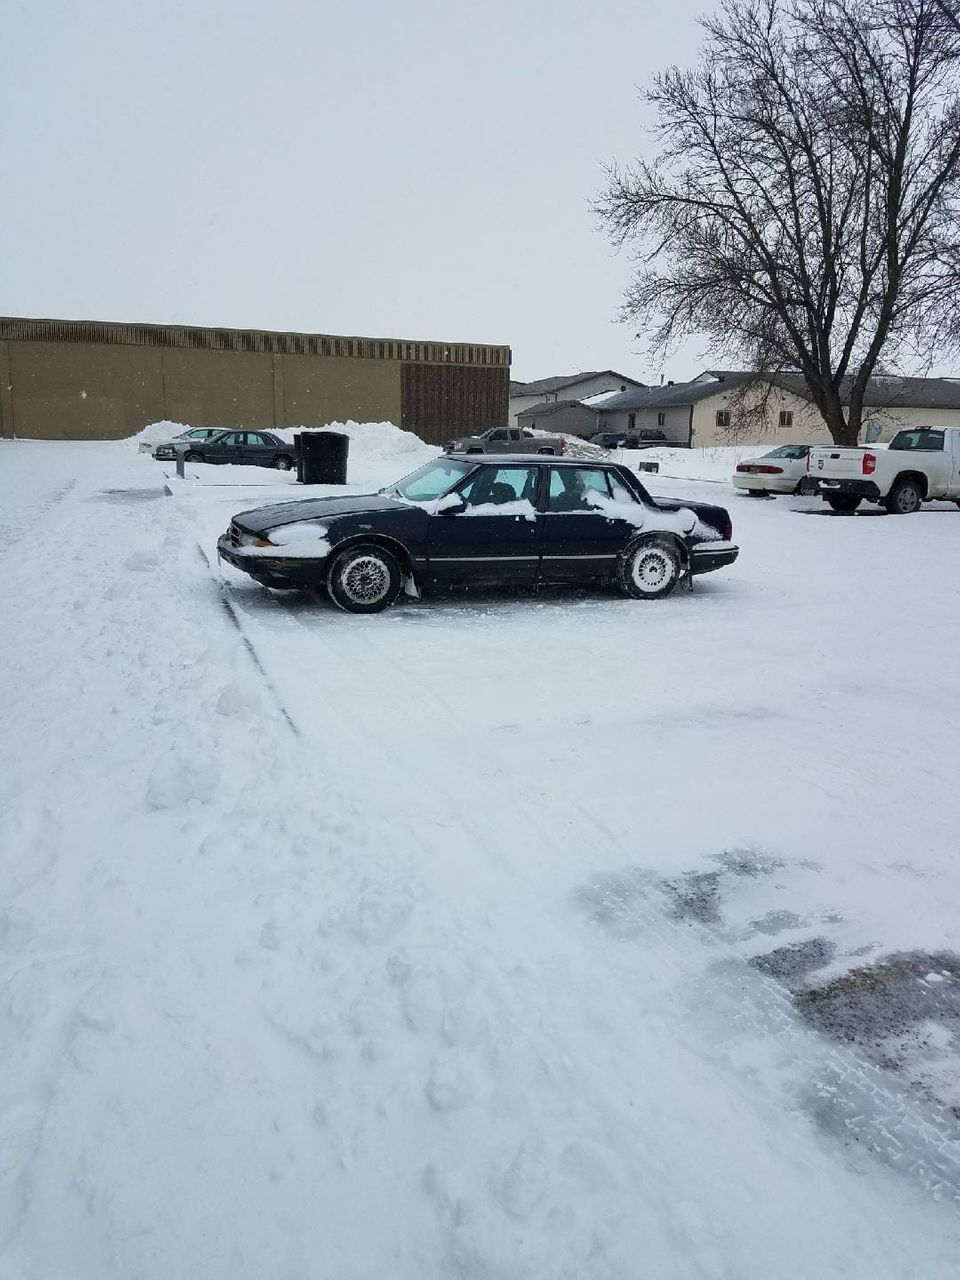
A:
810;446;867;479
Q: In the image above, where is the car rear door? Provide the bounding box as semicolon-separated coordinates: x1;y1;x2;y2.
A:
423;464;542;584
539;466;637;581
244;432;275;466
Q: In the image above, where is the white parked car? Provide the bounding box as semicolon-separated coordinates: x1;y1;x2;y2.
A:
733;444;816;495
138;427;225;455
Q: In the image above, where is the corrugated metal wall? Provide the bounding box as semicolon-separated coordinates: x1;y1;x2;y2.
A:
0;318;511;441
401;363;510;445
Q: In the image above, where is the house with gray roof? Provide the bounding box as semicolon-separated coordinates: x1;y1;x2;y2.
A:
509;369;645;428
589;371;960;447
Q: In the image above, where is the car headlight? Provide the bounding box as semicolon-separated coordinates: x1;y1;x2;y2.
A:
237;530;275;548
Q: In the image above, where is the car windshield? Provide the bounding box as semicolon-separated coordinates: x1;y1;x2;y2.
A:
889;429;945;451
763;445;809;458
383;458;474;502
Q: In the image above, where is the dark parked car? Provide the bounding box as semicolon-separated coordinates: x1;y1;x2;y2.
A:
589;432;627;448
621;428;668;449
154;429;296;470
217;455;738;613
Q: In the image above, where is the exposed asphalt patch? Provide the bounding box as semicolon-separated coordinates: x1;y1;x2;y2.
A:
797;951;960;1045
663;871;723;924
750;936;836;982
89;488;167;504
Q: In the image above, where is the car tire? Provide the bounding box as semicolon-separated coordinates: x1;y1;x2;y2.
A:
884;478;923;514
184;450;203;463
272;454;293;471
826;494;861;513
326;545;402;614
536;447;553;455
617;537;683;601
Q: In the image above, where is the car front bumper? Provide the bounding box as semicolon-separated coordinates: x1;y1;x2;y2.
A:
690;542;739;575
216;534;330;589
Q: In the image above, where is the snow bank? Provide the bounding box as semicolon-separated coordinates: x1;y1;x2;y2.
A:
129;420;191;450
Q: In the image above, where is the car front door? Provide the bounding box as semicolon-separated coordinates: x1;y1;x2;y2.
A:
540;466;639;581
424;464;542;584
207;431;247;464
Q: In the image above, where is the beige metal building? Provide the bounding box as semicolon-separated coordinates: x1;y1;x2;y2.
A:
0;317;511;447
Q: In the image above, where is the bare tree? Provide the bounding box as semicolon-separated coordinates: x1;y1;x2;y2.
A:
597;0;960;444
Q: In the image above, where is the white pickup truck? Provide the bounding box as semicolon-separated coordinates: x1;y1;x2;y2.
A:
809;426;960;513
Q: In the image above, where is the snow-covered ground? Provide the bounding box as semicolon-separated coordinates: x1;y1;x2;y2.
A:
3;434;960;1278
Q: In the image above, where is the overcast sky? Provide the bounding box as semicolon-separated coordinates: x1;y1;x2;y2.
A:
1;0;713;383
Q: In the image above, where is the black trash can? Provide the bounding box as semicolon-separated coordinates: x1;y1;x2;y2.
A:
296;431;349;485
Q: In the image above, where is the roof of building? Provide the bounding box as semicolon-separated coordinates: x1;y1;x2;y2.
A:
510;370;644;397
0;316;511;366
516;399;602;419
597;370;960;413
702;370;960;410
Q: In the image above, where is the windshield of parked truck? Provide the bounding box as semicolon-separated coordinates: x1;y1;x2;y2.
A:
889;429;945;451
385;458;474;502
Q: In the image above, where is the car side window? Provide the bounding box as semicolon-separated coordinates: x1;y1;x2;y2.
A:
488;429;509;442
219;432;244;446
247;433;268;446
460;466;539;508
607;472;636;504
547;468;613;513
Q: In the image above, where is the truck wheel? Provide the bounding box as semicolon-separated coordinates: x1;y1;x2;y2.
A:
327;545;402;614
617;537;683;601
884;478;923;514
536;447;554;454
826;494;861;513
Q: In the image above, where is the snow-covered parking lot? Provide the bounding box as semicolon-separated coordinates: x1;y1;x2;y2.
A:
3;431;960;1278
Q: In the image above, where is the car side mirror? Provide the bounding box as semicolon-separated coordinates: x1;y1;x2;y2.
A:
437;496;466;516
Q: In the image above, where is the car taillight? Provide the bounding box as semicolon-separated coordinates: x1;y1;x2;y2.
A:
862;452;876;475
756;465;783;474
722;518;733;541
559;437;567;454
735;464;749;472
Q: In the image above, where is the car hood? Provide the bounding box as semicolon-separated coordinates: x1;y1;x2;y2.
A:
232;492;415;533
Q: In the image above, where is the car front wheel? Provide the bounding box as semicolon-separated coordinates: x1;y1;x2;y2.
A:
327;545;402;614
617;537;683;601
184;450;204;463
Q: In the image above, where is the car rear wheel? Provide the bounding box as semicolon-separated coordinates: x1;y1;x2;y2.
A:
884;478;923;514
826;493;861;513
617;537;683;601
272;454;293;470
326;545;402;614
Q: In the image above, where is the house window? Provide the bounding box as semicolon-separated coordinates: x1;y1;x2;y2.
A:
779;410;794;428
628;413;637;430
716;410;731;428
657;412;665;427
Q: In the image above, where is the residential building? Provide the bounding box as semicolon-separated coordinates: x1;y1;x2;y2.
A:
0;317;511;446
509;370;645;428
593;371;960;446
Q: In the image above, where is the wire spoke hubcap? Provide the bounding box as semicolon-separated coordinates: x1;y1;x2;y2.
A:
342;555;390;604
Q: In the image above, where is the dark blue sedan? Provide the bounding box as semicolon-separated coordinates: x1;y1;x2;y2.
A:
217;455;738;612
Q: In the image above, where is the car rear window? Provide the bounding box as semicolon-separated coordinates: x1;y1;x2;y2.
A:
889;429;945;451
